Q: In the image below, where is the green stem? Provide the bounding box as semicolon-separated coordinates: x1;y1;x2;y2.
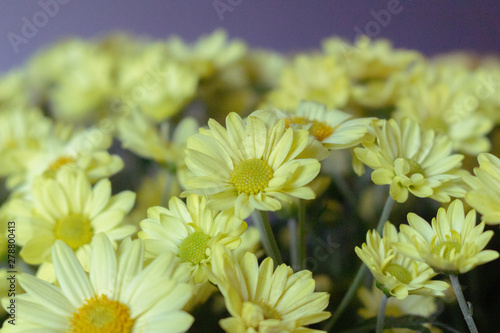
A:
298;199;307;270
323;194;394;331
450;274;478;333
160;170;175;207
252;210;283;267
376;294;388;333
288;219;299;271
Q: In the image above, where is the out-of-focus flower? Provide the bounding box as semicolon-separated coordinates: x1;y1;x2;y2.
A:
183;112;327;219
209;245;331;332
263;53;349;112
394;200;499;275
355;222;448;300
464;153;500;224
0;234;194;332
7;170;136;281
354;118;466;203
393;65;494;155
139;194;247;283
358;283;442;333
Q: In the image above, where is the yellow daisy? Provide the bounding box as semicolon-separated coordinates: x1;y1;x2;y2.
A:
355;222;448;300
139;194;247;283
183;112;326;219
263;53;349;112
1;234;194;332
7;170;136;280
354;118;466;203
209;245;331;332
393;200;499;275
357;283;442;333
464;153;500;224
254;101;373;149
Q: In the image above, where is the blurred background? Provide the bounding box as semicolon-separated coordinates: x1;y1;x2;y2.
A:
1;0;500;73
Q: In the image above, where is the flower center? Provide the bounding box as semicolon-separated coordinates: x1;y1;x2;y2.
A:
54;214;93;250
404;158;425;176
383;263;412;284
286;116;334;142
431;241;462;260
230;158;273;195
178;231;210;265
48;156;76;172
257;301;282;320
70;294;135;333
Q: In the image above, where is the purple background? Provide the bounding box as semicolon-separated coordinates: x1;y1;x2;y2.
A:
1;0;500;73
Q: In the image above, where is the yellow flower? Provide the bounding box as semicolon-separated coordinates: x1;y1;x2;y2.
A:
357;283;442;333
393;65;494;155
139;194;247;283
209;245;331;332
183;112;326;219
354;118;466;203
255;101;373;149
117;110;198;187
355;222;448;300
7;170;136;280
10;125;124;195
1;234;194;332
0;69;31;108
165;29;247;78
464;153;500;224
393;200;499;275
263;53;349;111
322;36;422;109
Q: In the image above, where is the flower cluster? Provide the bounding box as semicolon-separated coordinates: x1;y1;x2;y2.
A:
1;30;499;332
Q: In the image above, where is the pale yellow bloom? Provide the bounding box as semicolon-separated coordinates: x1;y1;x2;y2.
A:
263;53;349;111
358;283;442;333
354;118;466;203
355;222;448;300
322;36;422;109
464;153;500;224
1;234;194;332
394;200;499;275
209;245;331;332
393;64;493;155
117;110;198;187
7;170;136;281
139;194;247;283
183;112;327;219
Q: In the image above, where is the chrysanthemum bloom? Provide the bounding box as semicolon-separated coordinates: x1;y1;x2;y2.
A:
254;101;373;150
11;125;124;195
8;170;136;281
357;283;441;333
118;110;198;187
183;112;326;219
262;53;349;111
393;200;499;275
0;234;194;332
354;118;466;203
464;153;500;224
139;194;247;283
209;245;331;332
393;65;493;155
355;222;448;300
322;36;422;109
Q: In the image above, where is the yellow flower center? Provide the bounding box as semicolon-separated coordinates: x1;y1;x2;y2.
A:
286;116;334;142
54;214;93;250
404;158;425;176
230;159;273;195
178;231;210;264
431;241;462;260
48;156;76;172
384;263;412;284
70;294;135;333
257;301;282;320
